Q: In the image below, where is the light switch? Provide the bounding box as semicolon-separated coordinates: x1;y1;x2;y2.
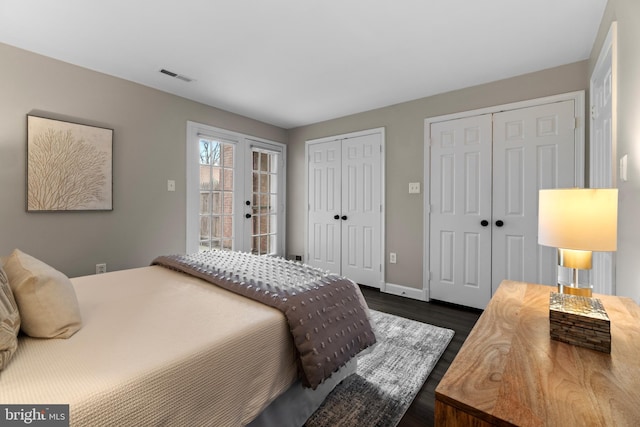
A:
408;182;421;194
167;180;176;192
620;155;628;182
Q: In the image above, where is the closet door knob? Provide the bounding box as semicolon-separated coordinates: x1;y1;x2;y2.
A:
334;214;340;220
480;220;489;227
341;215;348;221
245;213;252;219
495;220;504;227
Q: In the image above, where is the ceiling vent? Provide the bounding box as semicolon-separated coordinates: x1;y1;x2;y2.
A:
159;68;194;83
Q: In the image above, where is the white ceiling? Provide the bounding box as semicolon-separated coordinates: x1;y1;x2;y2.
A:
0;0;607;129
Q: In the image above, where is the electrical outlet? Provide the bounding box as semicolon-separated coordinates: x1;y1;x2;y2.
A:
389;252;397;264
96;263;107;274
408;182;421;194
167;180;176;192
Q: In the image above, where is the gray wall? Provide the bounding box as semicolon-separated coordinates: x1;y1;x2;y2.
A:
590;0;640;302
287;61;589;291
6;16;633;299
0;42;287;277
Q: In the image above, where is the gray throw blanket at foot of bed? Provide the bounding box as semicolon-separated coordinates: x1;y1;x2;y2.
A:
152;251;377;389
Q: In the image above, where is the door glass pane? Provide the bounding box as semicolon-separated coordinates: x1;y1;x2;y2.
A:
251;148;279;255
199;137;234;252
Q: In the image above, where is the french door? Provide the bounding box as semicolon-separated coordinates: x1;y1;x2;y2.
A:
186;122;286;256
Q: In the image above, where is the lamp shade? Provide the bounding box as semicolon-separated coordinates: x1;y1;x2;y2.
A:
538;188;618;252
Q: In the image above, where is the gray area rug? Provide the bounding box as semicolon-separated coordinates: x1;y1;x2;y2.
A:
305;310;454;427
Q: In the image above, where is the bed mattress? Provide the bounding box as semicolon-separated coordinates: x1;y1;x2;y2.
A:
0;266;299;426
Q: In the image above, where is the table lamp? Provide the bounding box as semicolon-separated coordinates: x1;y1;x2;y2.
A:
538;188;618;297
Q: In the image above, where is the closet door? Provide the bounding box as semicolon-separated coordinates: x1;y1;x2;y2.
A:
429;100;577;309
491;100;576;293
307;130;384;289
341;133;382;287
307;140;342;274
429;115;493;309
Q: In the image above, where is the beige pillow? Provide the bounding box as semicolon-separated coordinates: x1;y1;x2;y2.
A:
3;250;81;338
0;265;21;370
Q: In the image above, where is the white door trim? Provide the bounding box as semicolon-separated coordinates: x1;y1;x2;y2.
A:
305;127;386;289
423;91;586;301
589;21;618;295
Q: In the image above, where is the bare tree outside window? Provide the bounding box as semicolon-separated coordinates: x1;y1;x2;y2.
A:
27;116;113;211
200;139;221;165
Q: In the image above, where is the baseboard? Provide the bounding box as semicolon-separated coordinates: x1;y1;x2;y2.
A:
383;283;428;301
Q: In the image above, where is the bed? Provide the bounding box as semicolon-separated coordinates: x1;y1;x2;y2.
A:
0;250;376;426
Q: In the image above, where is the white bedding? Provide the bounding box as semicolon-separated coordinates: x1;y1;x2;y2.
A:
0;266;299;426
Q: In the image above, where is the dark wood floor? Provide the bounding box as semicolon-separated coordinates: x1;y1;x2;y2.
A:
359;286;482;427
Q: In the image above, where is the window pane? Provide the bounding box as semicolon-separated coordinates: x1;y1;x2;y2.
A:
199;140;213;165
260;236;268;254
252;151;259;171
269;153;278;173
222;144;233;168
210;192;221;215
252;236;260;255
223;191;233;214
211;216;222;239
223;168;233;191
260;152;269;172
223;216;233;238
200;192;210;215
269;174;278;193
199;216;210;240
200;166;212;190
260;173;269;193
211;167;222;191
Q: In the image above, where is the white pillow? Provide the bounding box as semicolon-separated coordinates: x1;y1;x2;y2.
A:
3;249;81;339
0;265;21;369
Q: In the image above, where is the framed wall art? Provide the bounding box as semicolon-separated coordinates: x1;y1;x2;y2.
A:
27;115;113;211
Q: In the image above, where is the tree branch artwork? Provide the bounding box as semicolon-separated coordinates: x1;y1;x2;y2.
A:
27;116;113;211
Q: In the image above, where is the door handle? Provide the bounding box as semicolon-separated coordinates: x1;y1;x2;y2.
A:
334;214;340;220
341;215;348;221
495;220;504;227
246;200;251;206
480;220;489;227
245;213;252;219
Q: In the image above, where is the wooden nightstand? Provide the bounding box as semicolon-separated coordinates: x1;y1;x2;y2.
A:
435;280;640;426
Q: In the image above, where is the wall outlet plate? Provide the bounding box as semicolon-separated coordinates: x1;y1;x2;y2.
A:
408;182;420;194
96;263;107;274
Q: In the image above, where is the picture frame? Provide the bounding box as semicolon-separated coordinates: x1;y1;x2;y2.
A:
26;115;113;212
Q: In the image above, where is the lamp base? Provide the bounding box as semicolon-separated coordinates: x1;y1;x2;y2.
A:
549;292;611;353
557;283;593;297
